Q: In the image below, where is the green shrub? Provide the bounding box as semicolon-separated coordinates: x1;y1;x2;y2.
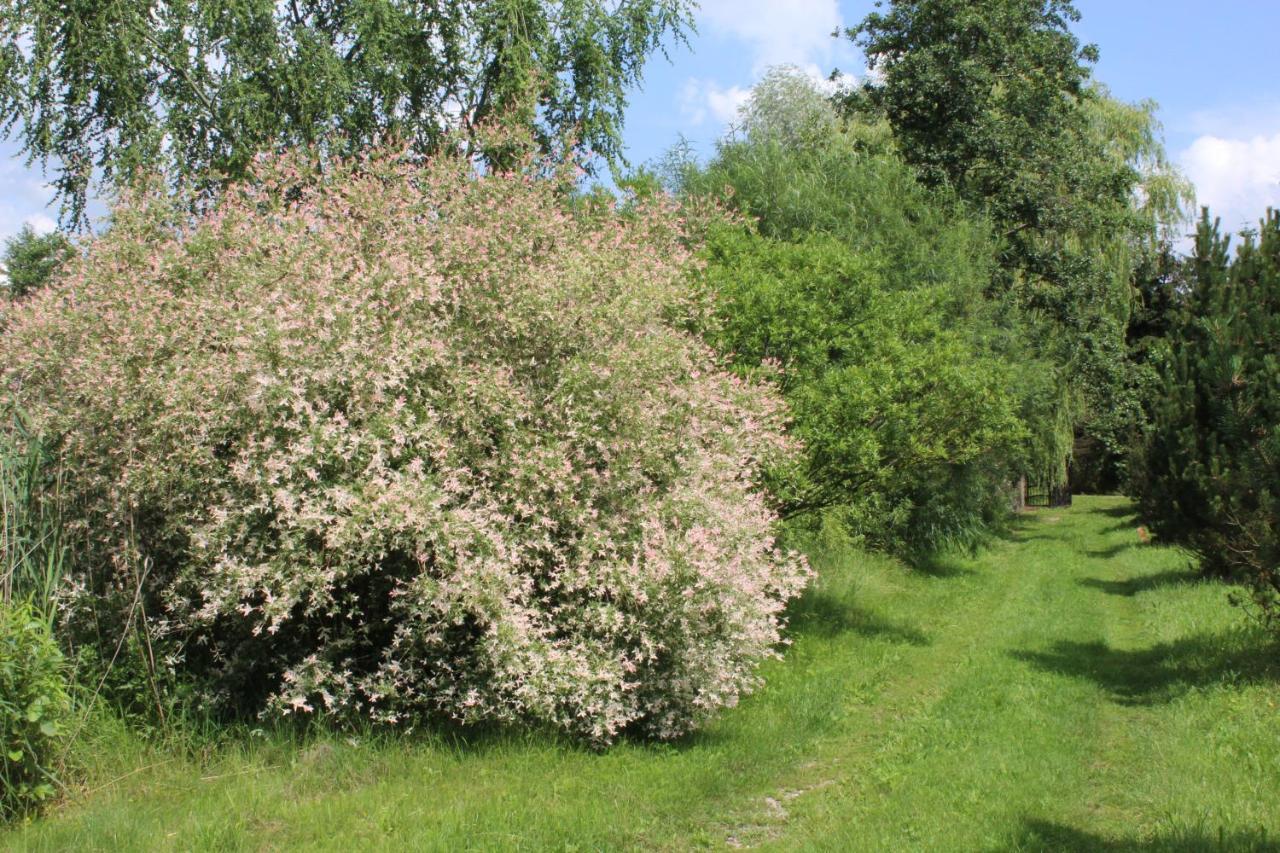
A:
1133;211;1280;621
698;226;1025;551
1;226;73;302
0;144;809;744
0;598;69;820
675;69;1032;553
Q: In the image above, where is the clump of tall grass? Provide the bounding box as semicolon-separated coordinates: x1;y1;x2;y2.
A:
0;414;67;620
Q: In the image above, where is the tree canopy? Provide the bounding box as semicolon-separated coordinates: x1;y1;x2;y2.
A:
0;0;693;225
845;0;1192;481
848;0;1098;219
670;69;1029;553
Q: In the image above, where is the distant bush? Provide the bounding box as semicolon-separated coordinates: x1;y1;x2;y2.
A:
1133;211;1280;622
1;226;72;301
0;146;809;744
1;599;69;820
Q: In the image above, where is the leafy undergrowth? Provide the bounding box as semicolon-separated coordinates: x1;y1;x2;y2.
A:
5;496;1279;850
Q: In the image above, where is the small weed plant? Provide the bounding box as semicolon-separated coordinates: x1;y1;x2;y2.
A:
0;599;69;820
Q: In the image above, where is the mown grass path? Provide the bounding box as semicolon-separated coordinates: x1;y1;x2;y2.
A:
7;497;1280;851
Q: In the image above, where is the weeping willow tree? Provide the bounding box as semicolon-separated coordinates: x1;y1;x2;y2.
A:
0;0;694;225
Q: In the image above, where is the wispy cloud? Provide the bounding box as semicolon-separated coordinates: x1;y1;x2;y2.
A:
697;0;846;73
0;140;59;243
24;212;57;235
680;79;752;127
1182;100;1280;139
678;0;857;131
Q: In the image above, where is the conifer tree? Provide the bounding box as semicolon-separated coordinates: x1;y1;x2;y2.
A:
1135;210;1280;621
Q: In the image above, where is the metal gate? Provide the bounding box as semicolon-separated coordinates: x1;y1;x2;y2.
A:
1026;480;1071;509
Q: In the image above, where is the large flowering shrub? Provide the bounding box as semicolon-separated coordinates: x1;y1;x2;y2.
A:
0;148;808;743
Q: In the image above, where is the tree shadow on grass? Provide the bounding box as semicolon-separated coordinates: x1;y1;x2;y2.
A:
1081;500;1147;536
786;589;931;646
1077;569;1201;597
1010;629;1280;706
1007;819;1279;852
998;513;1074;547
908;551;976;579
1089;502;1140;520
1083;541;1140;559
996;513;1043;540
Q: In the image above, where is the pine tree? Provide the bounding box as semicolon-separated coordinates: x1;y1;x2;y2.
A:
1134;210;1280;621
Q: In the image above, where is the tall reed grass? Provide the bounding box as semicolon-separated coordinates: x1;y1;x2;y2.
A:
0;414;67;622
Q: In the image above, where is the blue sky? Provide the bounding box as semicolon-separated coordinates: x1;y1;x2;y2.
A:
2;1;1278;257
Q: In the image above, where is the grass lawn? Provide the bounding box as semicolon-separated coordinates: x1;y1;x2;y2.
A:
5;496;1279;850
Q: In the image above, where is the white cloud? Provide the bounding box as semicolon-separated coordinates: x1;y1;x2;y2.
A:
697;0;845;72
1180;131;1280;236
680;78;751;127
24;212;56;235
677;0;860;135
707;84;752;125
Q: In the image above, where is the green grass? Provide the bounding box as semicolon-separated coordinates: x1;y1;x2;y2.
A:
5;496;1279;850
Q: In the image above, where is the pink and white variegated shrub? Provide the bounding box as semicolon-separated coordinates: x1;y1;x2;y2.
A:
0;147;809;743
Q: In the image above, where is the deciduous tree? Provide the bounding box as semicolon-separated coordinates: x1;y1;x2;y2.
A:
673;69;1028;553
0;0;693;225
846;0;1191;481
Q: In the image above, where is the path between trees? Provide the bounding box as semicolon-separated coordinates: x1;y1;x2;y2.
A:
723;496;1280;850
